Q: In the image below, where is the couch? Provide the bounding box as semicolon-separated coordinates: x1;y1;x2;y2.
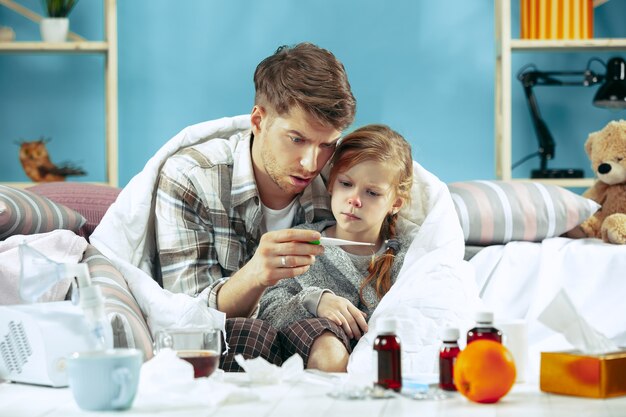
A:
3;179;625;379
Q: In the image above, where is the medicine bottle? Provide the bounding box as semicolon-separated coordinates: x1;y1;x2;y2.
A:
373;317;402;392
466;311;502;344
438;327;460;391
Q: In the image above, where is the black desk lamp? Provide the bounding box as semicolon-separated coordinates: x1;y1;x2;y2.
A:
517;57;626;179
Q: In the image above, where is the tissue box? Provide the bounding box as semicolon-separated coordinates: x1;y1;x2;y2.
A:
540;349;626;398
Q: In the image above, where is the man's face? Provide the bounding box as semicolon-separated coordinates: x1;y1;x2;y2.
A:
251;106;341;208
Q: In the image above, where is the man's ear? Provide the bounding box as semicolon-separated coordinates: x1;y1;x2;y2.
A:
250;105;265;136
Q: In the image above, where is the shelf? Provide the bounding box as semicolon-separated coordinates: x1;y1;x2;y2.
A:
510;38;626;51
0;41;109;53
0;0;118;187
494;0;625;189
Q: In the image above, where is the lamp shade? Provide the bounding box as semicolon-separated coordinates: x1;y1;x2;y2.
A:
593;57;626;109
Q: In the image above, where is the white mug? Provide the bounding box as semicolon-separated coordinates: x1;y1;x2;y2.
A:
496;319;528;383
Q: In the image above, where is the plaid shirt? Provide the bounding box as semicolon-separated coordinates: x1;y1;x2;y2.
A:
154;130;332;316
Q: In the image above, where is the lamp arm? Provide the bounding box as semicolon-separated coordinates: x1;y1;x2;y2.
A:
520;78;555;170
514;60;611;178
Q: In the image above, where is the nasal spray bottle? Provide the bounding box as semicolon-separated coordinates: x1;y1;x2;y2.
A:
70;263;114;350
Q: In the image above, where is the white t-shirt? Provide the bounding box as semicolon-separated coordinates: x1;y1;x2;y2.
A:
260;198;299;234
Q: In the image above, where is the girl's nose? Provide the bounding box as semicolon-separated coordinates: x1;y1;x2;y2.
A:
348;196;362;208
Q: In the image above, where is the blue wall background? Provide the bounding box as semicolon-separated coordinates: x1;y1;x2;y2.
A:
1;0;625;186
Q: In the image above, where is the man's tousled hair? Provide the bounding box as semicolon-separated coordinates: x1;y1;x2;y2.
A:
254;43;356;131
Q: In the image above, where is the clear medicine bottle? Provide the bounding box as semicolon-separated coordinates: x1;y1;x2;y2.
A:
466;311;502;344
438;327;460;391
373;317;402;392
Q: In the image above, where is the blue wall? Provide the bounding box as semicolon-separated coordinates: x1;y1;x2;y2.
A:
1;1;625;186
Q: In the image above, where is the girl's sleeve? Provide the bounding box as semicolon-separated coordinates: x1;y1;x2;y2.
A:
258;274;328;331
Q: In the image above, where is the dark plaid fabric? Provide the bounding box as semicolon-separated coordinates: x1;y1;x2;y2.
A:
219;317;355;371
279;318;354;367
220;318;283;372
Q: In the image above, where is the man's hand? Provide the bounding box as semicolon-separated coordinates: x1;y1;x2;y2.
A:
217;228;324;318
244;228;325;288
317;293;368;340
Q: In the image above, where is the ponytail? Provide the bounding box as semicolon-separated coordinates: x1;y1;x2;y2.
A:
359;212;400;305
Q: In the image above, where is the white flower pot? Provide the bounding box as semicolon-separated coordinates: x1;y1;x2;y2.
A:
40;18;69;42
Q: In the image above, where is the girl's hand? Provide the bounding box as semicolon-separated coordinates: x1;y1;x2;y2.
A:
317;293;368;340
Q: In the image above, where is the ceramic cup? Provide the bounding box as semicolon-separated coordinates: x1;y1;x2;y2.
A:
497;319;528;382
154;328;221;378
66;348;143;411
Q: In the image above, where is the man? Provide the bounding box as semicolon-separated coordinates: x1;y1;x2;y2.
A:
154;43;357;371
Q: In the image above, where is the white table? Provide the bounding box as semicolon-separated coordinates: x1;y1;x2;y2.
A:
1;373;626;417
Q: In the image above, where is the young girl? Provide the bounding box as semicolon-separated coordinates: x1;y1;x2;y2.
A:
258;124;414;368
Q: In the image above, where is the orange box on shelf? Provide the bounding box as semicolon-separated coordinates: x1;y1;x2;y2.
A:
540;350;626;398
520;0;593;40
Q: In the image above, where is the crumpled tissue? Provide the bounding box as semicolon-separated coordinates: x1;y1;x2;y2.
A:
132;349;257;411
538;289;618;354
235;353;304;384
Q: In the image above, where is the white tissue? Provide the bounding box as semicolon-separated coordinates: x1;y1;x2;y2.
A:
234;353;304;384
538;289;619;354
132;350;255;411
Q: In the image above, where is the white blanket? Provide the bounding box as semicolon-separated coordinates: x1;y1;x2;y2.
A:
91;116;252;336
347;163;481;378
471;237;626;382
91;114;481;373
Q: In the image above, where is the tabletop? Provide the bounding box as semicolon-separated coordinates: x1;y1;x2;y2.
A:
1;373;626;417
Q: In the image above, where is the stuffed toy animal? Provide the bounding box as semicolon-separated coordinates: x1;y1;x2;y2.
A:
578;120;626;244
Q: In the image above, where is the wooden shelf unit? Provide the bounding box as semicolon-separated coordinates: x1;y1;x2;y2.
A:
0;41;109;52
0;0;118;187
494;0;625;188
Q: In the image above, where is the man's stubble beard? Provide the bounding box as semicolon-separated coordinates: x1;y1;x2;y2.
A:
261;143;291;194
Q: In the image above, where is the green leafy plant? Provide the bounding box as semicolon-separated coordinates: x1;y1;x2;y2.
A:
42;0;79;18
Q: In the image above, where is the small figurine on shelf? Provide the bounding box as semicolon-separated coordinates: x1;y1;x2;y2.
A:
17;137;86;182
0;26;15;42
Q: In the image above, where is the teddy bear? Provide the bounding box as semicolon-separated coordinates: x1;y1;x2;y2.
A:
578;120;626;244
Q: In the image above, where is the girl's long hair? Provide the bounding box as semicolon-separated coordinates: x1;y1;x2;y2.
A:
328;124;413;304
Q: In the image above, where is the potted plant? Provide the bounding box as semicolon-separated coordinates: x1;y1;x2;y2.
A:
40;0;79;42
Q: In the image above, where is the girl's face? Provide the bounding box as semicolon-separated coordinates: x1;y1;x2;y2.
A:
330;160;403;243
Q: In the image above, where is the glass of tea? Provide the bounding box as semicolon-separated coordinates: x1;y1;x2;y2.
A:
154;328;221;378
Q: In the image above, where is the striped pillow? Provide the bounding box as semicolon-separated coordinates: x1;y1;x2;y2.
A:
448;180;600;245
0;185;86;240
27;182;121;240
82;245;154;360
